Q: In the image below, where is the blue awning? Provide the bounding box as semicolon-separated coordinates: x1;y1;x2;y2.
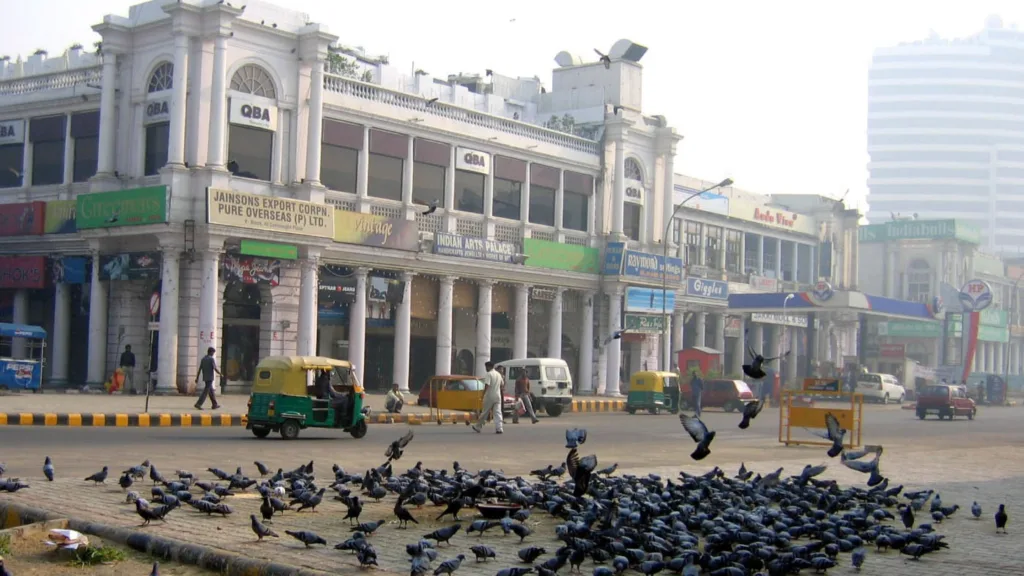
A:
0;323;47;339
728;290;943;321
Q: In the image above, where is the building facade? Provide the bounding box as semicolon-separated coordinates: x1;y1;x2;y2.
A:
867;15;1024;253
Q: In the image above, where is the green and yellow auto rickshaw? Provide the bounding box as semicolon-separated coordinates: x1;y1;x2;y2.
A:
245;356;368;440
626;371;680;414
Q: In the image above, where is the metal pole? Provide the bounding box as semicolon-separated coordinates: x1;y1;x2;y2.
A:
782;293;794;386
1003;275;1022;405
661;179;733;371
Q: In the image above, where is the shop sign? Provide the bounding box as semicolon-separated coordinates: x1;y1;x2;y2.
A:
624;179;644;204
879;343;906;358
44;200;77;234
729;199;817;235
76;186;168;229
221;255;280;286
858;219;981;245
624;313;665;334
674;187;729;216
686;277;729;301
959;278;993;312
877;320;941;339
208;189;333;238
625;286;676;314
811;280;834;302
0;256;46;289
98;252;161;281
319;278;356;302
522;238;600;274
51;256;89;284
433;232;517;263
532;287;558;301
0;119;25;145
603;242;626;275
144;97;171;125
604;242;683;283
751;312;807;328
240;240;298;260
749;274;778;292
333;209;418;250
454;147;490;174
724;317;743;338
0;201;45;236
369;276;405;303
229;96;278;131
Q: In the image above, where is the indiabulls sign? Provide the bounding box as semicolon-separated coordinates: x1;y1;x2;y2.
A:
753;207;797;228
0;256;47;289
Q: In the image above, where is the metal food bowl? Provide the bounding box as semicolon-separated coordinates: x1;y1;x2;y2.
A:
476;503;522;519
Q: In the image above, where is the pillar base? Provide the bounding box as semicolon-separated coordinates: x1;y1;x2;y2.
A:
296;181;327;203
603;392;624;398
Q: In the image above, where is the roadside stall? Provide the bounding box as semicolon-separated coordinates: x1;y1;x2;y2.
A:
0;322;46;391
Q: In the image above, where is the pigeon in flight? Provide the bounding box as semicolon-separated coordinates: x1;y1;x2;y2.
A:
841;450;885;487
679;414;715;461
566;447;597;498
565;428;587;449
593;48;611;69
385;430;414;462
742;340;789;380
805;412;846;457
737;400;763;429
422;199;439;215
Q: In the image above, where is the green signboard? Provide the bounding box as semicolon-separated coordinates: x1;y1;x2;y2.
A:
240;240;298;260
858;219;981;245
523;238;600;274
624;313;665;334
76;186;168;229
878;320;941;339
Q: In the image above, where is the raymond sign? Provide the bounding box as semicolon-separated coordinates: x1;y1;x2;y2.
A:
0;256;47;289
0;202;45;236
207;189;334;238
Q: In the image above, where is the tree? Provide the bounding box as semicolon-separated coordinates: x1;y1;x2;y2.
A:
326;52;360;78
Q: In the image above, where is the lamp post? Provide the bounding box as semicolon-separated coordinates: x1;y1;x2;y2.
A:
661;178;733;371
781;293;795;385
1003;275;1023;404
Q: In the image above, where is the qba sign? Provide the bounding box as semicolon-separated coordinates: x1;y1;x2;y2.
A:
229;96;278;131
143;99;170;125
455;147;490;174
624;178;644;204
0;119;25;146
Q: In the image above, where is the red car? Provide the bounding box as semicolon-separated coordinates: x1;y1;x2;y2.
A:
916;385;976;420
679;378;756;412
416;375;516;416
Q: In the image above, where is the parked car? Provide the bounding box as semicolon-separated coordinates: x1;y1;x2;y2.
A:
679;378;755;412
916;384;976;420
416;375;516;416
856;372;906;404
496;358;573;417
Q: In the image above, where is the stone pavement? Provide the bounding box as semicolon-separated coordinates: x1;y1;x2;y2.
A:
1;443;1020;575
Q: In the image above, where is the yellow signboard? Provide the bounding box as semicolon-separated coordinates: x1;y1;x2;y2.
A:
207;188;334;238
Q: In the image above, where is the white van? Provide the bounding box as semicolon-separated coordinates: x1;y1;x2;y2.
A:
856;372;906;404
495;358;573;417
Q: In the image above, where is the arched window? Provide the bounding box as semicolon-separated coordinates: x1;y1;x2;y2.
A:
624;158;643;181
622;158;644;241
907;259;931;302
230;64;277;99
148;62;173;93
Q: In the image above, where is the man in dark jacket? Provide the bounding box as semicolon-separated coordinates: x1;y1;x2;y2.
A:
194;347;222;410
120;345;137;394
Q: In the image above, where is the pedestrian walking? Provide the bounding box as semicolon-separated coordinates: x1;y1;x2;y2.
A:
385;383;405;413
472;361;504;434
194;347;222;410
120;345;137;394
511;368;539;424
690;370;704;417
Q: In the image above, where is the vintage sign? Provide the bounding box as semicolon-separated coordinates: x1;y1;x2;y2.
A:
433;232;518;263
749;274;778;292
44;200;77;234
625;286;676;314
144;98;171;125
99;252;161;281
751;312;808;328
334;209;419;251
522;238;600;274
686;277;729;301
0;256;46;289
0;201;45;236
624;313;665;334
229;96;278;131
77;186;168;229
624;178;644;204
455;147;490;174
0;119;25;145
959;279;993;312
208;188;334;238
221;255;281;286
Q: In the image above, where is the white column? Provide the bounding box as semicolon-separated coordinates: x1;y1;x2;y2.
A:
662;151;675;243
11;290;28;359
198;250;220;355
578;291;594;393
305;61;325;184
996;342;1005;376
694;312;707;347
401;135;415;208
554;170;565;231
51;282;71;384
751;323;764;356
436;276;455;374
758;235;765;275
356;126;370;199
672;311;685;361
714;313;726;355
605;287;623;396
62;113;73;184
785;329;799;384
167;34;189;165
547;288;564;359
349;268;368;384
792;242;800;283
484;164;495;219
297;253;319;356
612;139;625;236
207;34;229;168
393;272;413;391
271;109;284;184
156;248;180;392
731;316;746;376
96;52;118;176
476;280;493;375
521;162;532;223
775;240;783;279
87;251;109;385
662;318;672;372
514;284;529;359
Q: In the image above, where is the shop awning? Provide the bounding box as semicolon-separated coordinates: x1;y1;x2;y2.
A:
728;290;943;322
0;323;47;339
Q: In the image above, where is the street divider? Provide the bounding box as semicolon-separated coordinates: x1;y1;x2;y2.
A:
0;399;626;427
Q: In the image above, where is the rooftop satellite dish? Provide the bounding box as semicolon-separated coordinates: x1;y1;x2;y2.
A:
554;51;582;67
608;39;648;63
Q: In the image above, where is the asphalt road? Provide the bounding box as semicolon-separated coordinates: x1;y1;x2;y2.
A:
2;403;1021;479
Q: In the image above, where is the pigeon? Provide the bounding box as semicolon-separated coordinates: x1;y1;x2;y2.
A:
518;546;547;563
678;414;715;460
395;496;419;528
805;412;846;457
43;456;54;481
842;445;883;461
119;472;134;491
424;524;462;546
471;545;496;562
84;466;108;484
566;448;597;498
422;199;439;216
596;463;618;476
497;568;534;576
900;504;915;529
841;451;885;486
254;461;270;476
741;343;789;379
594;48;611;69
342;496;363;523
436;493;464;521
150;562;159;576
509;523;532;542
352;519;386;536
386;429;415;462
434;554;466;575
565;428;588;449
972;501;983;519
285;530;327;547
250;514;278;541
358;545;379;568
737;400;763;429
851;547;866;570
149;465;166;485
996;504;1009;533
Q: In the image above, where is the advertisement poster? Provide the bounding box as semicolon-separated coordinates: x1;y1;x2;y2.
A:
99;252;162;281
221;255;281;286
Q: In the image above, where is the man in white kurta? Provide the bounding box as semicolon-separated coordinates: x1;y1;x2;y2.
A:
472;361;504;434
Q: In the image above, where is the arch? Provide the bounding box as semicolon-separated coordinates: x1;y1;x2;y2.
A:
624;157;646;182
229;62;278;99
146;60;174;93
222;281;273;383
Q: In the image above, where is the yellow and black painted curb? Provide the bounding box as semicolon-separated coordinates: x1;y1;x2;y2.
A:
0;400;626;427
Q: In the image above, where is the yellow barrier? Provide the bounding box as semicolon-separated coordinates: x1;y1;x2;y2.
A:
779;389;863;449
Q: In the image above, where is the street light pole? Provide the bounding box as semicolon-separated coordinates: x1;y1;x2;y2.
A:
661;178;733;371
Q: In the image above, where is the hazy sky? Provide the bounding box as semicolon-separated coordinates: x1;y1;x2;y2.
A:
5;1;1024;213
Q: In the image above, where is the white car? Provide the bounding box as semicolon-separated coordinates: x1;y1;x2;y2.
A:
856;373;906;404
